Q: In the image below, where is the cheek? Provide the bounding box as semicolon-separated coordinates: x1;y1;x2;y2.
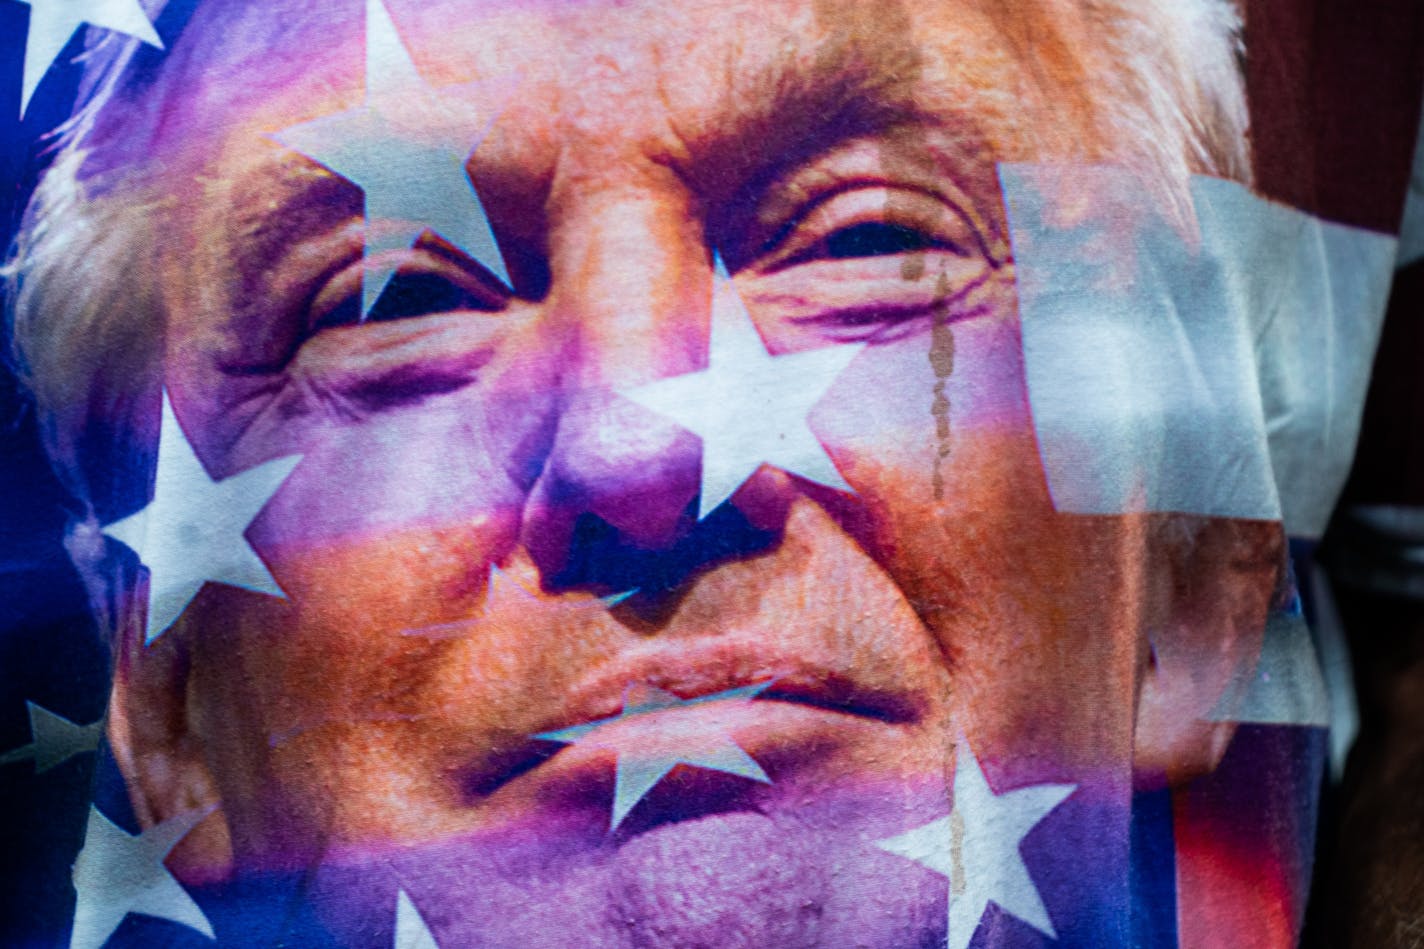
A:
811;287;1051;538
808;293;1069;645
183;528;612;854
810;298;1148;772
184;539;471;766
195;404;538;815
246;384;555;563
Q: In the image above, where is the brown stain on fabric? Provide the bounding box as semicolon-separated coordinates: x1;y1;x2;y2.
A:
928;271;955;501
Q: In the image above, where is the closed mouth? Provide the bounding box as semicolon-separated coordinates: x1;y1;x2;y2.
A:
463;646;929;806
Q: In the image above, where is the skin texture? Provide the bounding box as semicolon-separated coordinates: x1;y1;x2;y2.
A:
86;0;1283;944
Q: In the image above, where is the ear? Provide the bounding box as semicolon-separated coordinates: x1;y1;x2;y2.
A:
1132;629;1243;789
1132;518;1282;789
107;602;234;883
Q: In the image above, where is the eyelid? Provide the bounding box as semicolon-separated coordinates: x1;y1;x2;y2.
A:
308;244;510;330
758;183;981;272
757;182;991;273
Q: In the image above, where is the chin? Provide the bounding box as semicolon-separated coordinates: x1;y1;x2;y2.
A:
267;772;953;948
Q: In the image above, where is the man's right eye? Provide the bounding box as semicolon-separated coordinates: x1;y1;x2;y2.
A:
308;255;509;333
368;271;487;321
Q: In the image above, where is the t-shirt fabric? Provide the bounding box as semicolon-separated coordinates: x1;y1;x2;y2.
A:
1;1;1422;947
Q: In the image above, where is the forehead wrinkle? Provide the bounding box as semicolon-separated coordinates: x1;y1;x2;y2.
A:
662;26;944;210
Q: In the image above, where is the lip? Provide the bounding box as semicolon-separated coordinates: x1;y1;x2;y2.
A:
554;641;928;735
466;639;932;805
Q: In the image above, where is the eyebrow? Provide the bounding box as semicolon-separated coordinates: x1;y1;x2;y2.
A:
678;35;943;206
662;33;1004;265
224;152;363;275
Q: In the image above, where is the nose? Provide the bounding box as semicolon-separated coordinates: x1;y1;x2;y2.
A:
521;183;780;598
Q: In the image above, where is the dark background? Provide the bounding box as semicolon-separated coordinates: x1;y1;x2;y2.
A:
1;7;112;948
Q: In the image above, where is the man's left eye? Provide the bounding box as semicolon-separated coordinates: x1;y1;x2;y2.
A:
821;221;947;259
730;183;996;341
756;184;978;272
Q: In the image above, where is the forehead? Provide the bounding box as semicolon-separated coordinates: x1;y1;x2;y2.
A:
176;0;1006;90
117;0;1083;182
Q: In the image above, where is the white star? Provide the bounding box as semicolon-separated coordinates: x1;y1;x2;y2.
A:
272;0;509;316
102;392;300;645
622;253;863;518
1204;611;1330;727
400;563;535;640
877;743;1075;949
69;806;213;949
402;563;636;639
394;888;440;949
536;681;773;830
0;701;102;772
12;0;162;118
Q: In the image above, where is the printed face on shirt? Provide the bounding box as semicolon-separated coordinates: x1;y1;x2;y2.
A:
94;0;1281;943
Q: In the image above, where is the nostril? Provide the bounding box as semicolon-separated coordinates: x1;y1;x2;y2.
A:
518;385;711;587
546;502;779;619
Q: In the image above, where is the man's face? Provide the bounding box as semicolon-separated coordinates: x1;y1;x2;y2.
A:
110;0;1277;943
